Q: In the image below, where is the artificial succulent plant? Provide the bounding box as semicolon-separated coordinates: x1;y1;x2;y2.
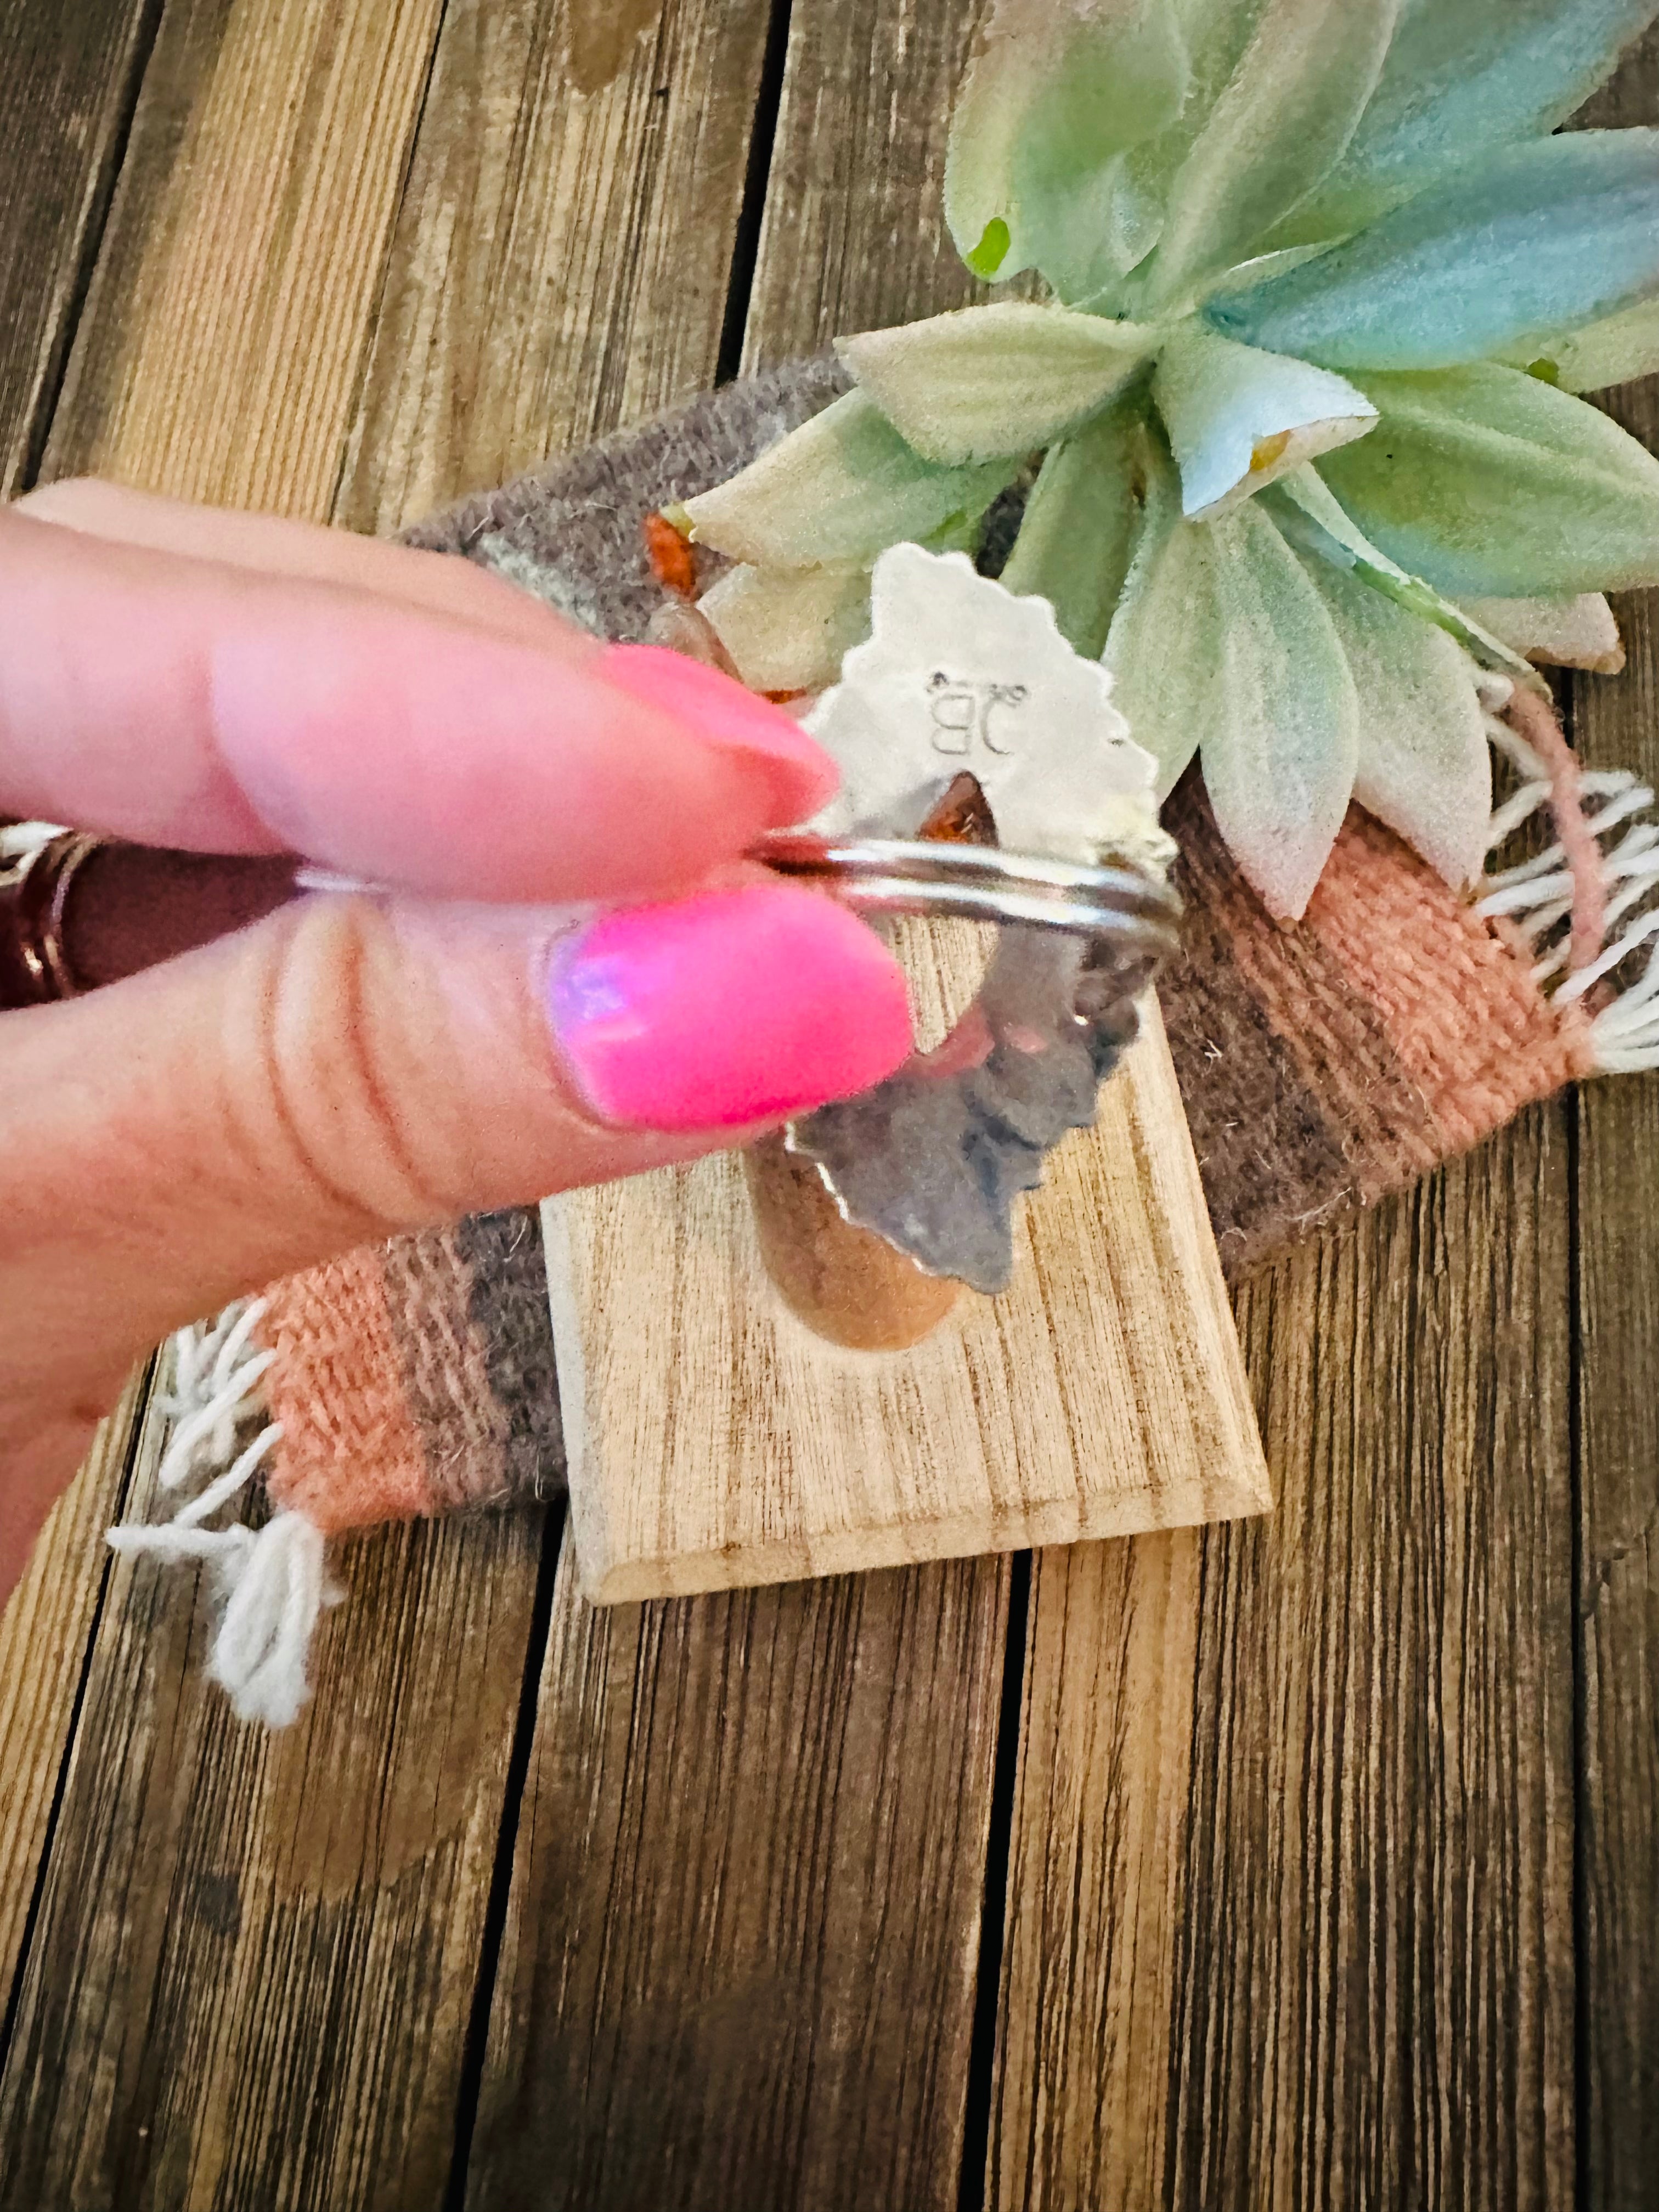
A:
670;0;1659;918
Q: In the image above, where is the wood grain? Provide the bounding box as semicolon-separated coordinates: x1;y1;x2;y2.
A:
1555;44;1658;2209
467;1542;1007;2210
0;1365;149;2013
0;0;539;2196
988;1123;1578;2209
0;0;797;2197
336;0;777;536
552;1003;1267;1601
0;0;157;497
1572;545;1659;2212
0;0;160;2076
42;0;444;507
986;1527;1201;2210
466;3;1023;2203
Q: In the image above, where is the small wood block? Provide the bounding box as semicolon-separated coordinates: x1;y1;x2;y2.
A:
546;991;1270;1602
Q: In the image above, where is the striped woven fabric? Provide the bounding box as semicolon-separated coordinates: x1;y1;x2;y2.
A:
116;359;1646;1722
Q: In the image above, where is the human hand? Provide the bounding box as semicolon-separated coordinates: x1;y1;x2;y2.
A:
0;483;912;1596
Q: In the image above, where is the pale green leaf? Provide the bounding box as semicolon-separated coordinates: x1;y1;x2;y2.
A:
1197;502;1359;917
677;390;1022;568
1266;463;1539;680
697;563;872;694
945;0;1191;295
1153;324;1375;515
1141;0;1400;306
1513;295;1659;393
836;303;1156;464
1102;438;1217;794
1001;397;1147;655
1274;0;1659;244
1318;362;1659;595
1211;131;1659;370
1300;555;1491;888
1458;591;1626;672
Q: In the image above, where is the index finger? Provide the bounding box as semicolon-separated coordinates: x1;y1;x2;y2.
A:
0;509;834;905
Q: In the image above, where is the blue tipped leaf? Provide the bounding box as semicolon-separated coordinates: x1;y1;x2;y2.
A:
1141;0;1400;307
1154;325;1376;515
1317;364;1659;596
1272;0;1659;244
1210;131;1659;370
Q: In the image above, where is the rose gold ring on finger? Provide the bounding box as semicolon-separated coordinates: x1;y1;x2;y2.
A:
0;825;104;1008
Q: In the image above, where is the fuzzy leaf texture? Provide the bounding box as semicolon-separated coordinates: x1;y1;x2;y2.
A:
1000;398;1146;657
944;0;1192;295
1153;324;1375;514
1274;0;1659;244
1196;501;1361;917
676;389;1022;568
1141;0;1401;306
1211;130;1659;370
697;562;873;694
1265;464;1538;679
1515;296;1659;393
836;303;1156;464
1102;439;1218;795
1458;591;1626;672
1301;556;1492;888
1318;363;1659;596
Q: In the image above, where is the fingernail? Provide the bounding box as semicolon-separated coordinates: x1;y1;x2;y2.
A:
597;641;839;822
546;883;912;1131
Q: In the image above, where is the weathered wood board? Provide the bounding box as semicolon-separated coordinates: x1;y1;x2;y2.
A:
550;997;1269;1602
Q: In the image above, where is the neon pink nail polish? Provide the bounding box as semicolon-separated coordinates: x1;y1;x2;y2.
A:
596;641;839;821
546;884;911;1131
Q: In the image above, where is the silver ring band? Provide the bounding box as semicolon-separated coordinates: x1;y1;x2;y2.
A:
749;831;1182;950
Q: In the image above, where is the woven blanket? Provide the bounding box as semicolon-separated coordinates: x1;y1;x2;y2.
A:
122;358;1648;1725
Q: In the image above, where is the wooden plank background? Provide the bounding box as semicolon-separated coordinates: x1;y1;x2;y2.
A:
0;3;1654;2205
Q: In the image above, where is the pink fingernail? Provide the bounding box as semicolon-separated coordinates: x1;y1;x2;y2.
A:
546;884;911;1131
597;641;839;821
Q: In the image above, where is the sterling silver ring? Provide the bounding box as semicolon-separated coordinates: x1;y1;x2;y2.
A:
749;831;1182;952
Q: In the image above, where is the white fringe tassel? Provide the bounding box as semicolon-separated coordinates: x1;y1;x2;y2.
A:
108;1300;332;1728
1475;715;1659;1074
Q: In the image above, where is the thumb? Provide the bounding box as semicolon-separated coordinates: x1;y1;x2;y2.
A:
2;879;910;1539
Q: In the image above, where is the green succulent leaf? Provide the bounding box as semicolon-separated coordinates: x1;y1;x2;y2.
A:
1194;502;1361;918
835;303;1157;465
697;562;872;694
1457;591;1626;672
1511;295;1659;393
1153;324;1375;515
1266;463;1541;681
1271;0;1659;245
675;390;1022;568
1141;0;1401;307
1000;397;1147;656
1102;437;1217;795
1300;555;1492;889
1317;362;1659;596
1210;129;1659;370
944;0;1192;298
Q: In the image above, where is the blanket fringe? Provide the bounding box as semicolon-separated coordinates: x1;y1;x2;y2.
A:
1476;707;1659;1074
108;1300;334;1728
